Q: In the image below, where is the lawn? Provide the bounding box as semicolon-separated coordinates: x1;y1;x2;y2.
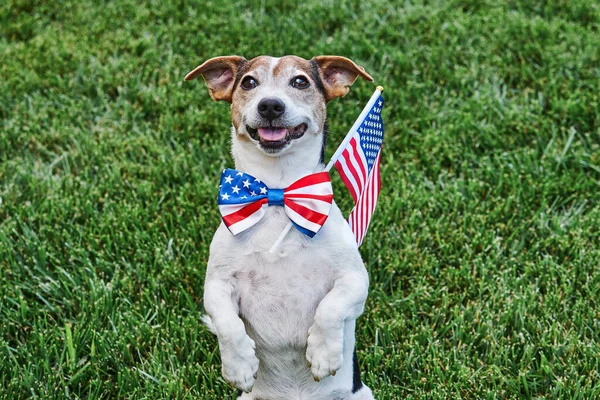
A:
1;0;599;398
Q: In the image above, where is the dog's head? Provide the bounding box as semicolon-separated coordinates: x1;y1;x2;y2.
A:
185;55;373;159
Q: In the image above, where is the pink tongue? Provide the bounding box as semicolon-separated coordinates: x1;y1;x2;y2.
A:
258;127;287;141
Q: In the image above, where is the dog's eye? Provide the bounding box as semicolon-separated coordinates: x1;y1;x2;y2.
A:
291;76;310;89
241;76;259;90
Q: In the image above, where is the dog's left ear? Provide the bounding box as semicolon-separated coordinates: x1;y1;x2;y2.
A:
312;56;374;101
185;56;246;102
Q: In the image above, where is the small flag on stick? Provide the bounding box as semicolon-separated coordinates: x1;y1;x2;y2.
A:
326;87;384;246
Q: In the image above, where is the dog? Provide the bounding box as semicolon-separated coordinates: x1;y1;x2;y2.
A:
185;55;374;400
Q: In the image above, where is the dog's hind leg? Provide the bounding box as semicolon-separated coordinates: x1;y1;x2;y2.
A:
347;350;374;400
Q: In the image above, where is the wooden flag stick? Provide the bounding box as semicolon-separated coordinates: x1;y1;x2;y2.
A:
268;86;384;254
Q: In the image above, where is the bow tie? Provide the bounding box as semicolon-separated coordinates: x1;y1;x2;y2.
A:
218;169;333;237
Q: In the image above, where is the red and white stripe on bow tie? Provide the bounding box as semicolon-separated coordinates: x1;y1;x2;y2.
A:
283;172;333;237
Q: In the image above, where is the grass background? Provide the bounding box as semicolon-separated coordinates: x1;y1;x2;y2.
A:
1;0;600;398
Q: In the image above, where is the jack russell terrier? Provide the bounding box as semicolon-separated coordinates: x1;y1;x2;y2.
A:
185;55;375;400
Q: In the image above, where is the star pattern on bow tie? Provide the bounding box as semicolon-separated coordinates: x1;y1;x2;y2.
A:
219;170;269;204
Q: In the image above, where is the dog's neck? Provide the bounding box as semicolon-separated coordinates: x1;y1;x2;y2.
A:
230;128;324;189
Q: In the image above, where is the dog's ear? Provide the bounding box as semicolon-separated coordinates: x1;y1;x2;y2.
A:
312;56;374;101
185;56;246;102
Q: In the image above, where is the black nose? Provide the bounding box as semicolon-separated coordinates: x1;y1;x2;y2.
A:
257;97;286;120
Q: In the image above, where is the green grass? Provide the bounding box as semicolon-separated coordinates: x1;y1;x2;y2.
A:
1;0;600;398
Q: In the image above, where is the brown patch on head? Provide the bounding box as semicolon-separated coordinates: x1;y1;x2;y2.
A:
272;56;312;78
271;56;328;110
234;56;273;85
230;56;275;131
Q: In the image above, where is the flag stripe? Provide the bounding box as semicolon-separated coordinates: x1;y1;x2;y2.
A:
350;138;368;184
343;141;365;193
349;150;381;246
335;153;360;202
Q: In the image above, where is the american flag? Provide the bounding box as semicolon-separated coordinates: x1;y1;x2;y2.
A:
332;89;384;246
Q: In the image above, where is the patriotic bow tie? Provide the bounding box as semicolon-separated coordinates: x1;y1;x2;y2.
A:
218;169;333;237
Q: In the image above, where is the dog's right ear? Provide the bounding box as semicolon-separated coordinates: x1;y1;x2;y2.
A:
184;56;246;102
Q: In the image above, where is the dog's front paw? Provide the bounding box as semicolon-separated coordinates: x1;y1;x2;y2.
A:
220;335;259;392
306;323;344;381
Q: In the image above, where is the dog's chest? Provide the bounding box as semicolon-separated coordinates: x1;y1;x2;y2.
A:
231;212;337;348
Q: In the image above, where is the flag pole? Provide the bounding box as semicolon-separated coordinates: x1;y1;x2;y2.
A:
268;86;384;254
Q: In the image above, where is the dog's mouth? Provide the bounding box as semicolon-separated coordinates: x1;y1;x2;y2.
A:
246;123;308;152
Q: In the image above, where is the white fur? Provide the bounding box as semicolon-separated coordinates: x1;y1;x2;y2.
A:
203;56;373;399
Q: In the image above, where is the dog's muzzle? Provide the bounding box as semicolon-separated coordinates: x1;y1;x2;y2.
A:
246;123;308;152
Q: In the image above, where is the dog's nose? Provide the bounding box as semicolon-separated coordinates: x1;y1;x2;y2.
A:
257;98;286;120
